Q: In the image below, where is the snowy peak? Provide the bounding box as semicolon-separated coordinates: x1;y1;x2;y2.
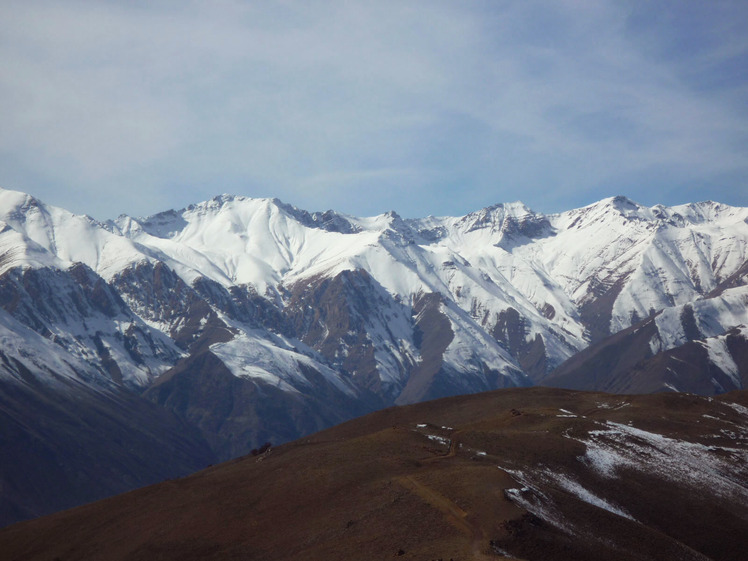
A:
124;208;187;239
282;205;361;235
605;195;643;216
663;200;748;227
135;195;364;241
567;195;748;229
454;201;550;238
0;188;69;256
557;195;653;229
0;188;148;279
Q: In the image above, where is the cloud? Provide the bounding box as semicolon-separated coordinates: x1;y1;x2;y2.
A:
0;0;746;219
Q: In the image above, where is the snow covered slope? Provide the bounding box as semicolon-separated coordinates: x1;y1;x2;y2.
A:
540;197;748;337
1;187;747;456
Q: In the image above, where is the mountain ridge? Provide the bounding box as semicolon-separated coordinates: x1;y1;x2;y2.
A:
2;186;746;394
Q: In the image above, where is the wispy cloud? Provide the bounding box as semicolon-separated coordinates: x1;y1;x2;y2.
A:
1;0;746;219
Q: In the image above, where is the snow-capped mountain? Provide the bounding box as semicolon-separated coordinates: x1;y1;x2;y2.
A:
2;188;748;459
3;188;748;398
2;186;748;525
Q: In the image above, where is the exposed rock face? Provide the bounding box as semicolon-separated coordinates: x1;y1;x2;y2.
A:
578;276;630;343
492;307;549;382
0;265;181;387
543;317;662;392
284;269;409;400
395;292;454;404
707;259;748;298
112;261;234;353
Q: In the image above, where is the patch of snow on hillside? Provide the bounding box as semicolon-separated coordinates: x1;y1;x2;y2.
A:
595;401;630;410
578;422;748;502
701;336;741;386
501;468;575;535
722;400;748;418
211;331;356;396
0;310;111;390
425;434;449;446
549;472;636;521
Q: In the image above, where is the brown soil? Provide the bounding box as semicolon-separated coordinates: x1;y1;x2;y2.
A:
2;387;747;561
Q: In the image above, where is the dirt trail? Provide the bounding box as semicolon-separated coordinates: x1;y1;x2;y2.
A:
404;430;523;559
396;475;497;560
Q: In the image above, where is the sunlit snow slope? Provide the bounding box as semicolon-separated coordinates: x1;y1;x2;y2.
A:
1;187;747;454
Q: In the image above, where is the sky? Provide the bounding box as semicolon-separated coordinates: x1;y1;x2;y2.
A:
1;0;747;221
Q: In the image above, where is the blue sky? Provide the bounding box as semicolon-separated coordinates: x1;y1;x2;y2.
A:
1;1;746;220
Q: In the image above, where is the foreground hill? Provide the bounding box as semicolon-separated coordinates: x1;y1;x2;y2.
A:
2;387;747;561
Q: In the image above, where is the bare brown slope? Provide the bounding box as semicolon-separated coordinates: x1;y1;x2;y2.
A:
541;315;660;392
2;387;747;561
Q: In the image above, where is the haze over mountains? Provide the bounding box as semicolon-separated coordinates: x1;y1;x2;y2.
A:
0;187;747;526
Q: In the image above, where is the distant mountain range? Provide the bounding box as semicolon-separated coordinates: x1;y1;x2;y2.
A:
0;187;746;526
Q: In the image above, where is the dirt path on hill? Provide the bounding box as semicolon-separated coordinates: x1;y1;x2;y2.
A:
396;475;497;560
400;430;524;559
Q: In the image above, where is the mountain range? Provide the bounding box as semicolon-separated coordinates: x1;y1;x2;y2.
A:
0;187;746;526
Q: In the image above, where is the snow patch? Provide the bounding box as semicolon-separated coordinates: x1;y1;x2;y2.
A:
576;422;748;502
426;434;450;446
722;401;748;418
702;335;741;386
551;472;636;521
211;331;356;396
